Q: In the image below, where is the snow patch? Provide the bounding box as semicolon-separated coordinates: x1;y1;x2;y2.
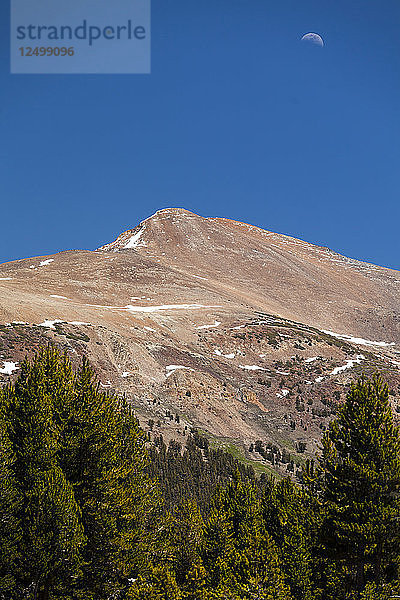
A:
165;365;194;378
0;277;12;281
39;319;63;329
50;295;68;300
197;321;221;330
39;259;54;267
99;381;112;388
0;361;19;375
39;318;90;329
331;354;365;376
124;227;147;249
215;349;235;359
240;365;268;371
124;304;221;314
323;330;395;348
305;357;319;363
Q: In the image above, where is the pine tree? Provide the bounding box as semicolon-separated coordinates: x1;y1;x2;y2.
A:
58;356;160;598
168;499;204;584
261;478;316;600
202;486;240;593
6;348;85;599
0;397;21;596
183;560;209;600
203;473;291;599
319;375;400;599
23;467;85;600
127;566;183;600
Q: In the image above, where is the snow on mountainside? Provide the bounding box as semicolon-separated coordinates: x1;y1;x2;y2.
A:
0;207;399;476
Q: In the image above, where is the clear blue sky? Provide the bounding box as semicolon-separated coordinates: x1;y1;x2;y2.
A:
1;0;399;269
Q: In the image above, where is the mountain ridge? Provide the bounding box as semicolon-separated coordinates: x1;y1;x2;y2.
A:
98;207;398;273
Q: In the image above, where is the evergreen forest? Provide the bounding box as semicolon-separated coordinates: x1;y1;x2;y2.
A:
0;347;399;600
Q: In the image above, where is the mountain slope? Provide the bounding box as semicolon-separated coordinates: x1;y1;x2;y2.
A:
0;208;398;475
99;208;400;344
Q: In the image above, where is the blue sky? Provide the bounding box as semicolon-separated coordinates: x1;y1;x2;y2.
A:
0;0;399;269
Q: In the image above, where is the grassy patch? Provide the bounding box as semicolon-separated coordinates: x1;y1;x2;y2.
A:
198;430;282;480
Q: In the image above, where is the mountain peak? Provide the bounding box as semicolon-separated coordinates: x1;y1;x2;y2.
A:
152;207;197;217
142;207;201;224
97;208;204;252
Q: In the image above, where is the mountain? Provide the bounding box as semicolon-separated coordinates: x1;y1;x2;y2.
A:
0;208;399;476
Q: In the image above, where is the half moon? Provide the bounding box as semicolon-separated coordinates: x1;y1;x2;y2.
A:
301;33;324;47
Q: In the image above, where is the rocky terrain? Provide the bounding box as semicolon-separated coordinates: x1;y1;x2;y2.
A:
0;208;399;477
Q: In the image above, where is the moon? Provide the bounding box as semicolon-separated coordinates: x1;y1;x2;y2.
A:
301;33;324;47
